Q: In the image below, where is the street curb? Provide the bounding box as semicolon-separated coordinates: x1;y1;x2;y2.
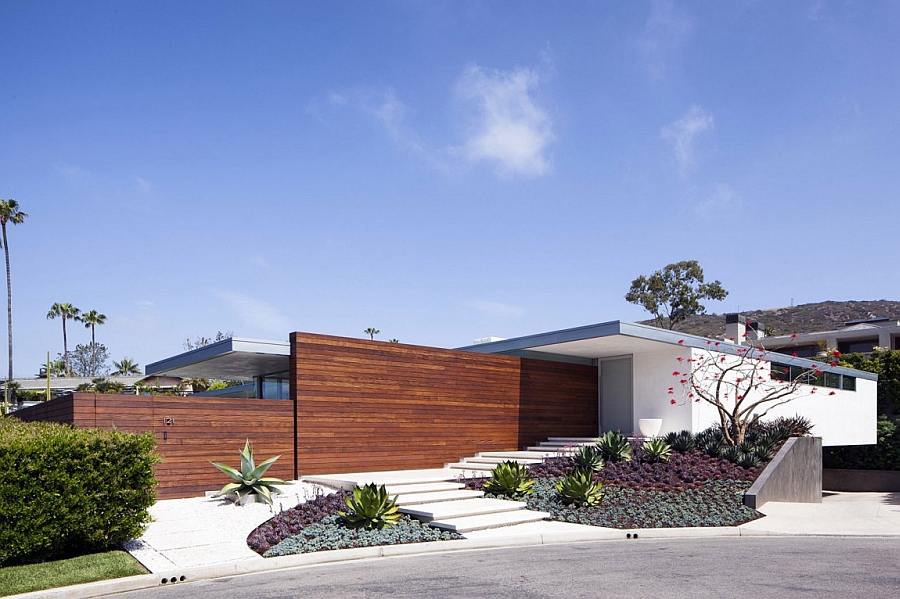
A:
11;526;900;598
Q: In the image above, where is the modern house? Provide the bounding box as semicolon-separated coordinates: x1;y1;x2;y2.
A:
760;317;900;357
14;320;877;499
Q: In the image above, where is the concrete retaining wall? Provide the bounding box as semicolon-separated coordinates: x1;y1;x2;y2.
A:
744;436;822;509
823;468;900;492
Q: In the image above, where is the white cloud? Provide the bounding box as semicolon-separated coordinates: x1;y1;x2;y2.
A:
467;300;526;319
661;105;714;172
692;183;740;217
637;0;694;81
364;88;429;158
453;65;554;177
214;291;291;336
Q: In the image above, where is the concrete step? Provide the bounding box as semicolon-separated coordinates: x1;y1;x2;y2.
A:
446;462;496;472
478;451;557;460
400;498;527;522
429;509;551;533
383;482;464;496
462;456;544;465
525;445;581;453
394;489;484;506
533;440;597;448
547;437;600;442
302;469;456;490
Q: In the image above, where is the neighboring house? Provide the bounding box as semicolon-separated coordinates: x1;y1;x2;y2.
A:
15;321;877;499
759;317;900;358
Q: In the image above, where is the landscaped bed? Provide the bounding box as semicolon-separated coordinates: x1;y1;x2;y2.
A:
247;420;810;555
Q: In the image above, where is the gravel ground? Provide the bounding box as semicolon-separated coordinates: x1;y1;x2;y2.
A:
125;481;337;572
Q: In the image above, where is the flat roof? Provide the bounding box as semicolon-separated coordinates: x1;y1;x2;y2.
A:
459;320;877;380
145;337;290;379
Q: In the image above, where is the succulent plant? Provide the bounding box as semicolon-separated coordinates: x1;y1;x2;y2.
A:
339;483;401;530
642;439;672;463
211;439;285;505
721;445;744;463
572;445;604;472
664;430;696;452
735;452;762;469
597;431;632;463
556;469;604;506
484;460;535;497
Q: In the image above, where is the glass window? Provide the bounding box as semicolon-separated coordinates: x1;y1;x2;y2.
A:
842;376;856;391
837;339;878;354
771;363;790;382
824;372;840;389
790;365;809;382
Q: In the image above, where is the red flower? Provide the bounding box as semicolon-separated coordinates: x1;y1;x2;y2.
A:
830;361;838;367
829;391;836;396
790;333;798;339
676;356;684;362
791;353;798;357
672;370;680;376
832;350;842;357
670;399;677;405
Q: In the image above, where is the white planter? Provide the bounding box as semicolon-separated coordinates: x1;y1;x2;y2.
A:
638;418;663;438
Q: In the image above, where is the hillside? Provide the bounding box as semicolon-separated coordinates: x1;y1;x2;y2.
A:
641;300;900;339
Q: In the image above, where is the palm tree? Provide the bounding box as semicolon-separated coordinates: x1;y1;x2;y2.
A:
79;310;107;345
113;357;141;376
47;303;80;374
364;327;380;340
0;200;26;413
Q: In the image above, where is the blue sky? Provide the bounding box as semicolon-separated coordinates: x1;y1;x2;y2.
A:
1;1;898;377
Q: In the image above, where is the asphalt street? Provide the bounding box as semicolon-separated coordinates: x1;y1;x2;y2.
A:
114;536;900;599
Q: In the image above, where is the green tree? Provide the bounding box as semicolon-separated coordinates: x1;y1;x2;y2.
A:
625;260;728;330
112;357;141;376
364;327;380;340
47;303;80;374
0;200;26;413
79;309;107;345
67;343;110;378
839;349;900;417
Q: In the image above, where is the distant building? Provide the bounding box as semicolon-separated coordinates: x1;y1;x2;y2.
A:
759;317;900;358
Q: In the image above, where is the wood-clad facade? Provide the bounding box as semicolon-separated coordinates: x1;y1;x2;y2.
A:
15;331;598;499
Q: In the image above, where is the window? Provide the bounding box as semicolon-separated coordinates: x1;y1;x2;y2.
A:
771;363;790;382
824;372;840;389
837;339;878;354
769;361;857;392
842;376;856;391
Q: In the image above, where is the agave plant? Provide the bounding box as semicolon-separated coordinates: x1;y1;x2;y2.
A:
211;440;285;505
338;483;401;530
642;438;672;463
484;460;534;497
736;452;762;469
572;445;604;472
596;431;632;463
556;469;604;506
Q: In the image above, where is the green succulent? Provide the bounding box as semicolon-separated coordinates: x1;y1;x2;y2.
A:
664;430;696;452
572;445;604;472
556;469;604;506
736;452;762;469
339;483;402;530
484;460;535;497
211;439;285;505
642;438;672;463
596;431;632;463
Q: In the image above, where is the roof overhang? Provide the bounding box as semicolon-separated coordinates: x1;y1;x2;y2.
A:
145;338;290;379
458;320;877;380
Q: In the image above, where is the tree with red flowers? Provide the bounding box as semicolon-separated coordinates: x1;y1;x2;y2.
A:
669;336;838;446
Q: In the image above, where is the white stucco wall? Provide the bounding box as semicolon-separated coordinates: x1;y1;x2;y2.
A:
631;345;693;437
687;348;877;447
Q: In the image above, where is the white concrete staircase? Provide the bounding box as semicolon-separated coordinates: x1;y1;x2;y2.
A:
301;437;598;534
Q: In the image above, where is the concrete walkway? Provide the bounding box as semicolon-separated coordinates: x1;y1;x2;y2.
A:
21;486;900;599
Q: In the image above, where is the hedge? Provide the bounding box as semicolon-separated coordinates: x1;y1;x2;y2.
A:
822;417;900;471
0;418;158;567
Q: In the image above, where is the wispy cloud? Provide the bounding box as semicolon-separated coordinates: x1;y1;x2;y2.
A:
637;0;694;81
691;183;740;217
363;88;430;159
467;300;526;319
453;64;554;177
214;291;291;336
135;176;153;193
661;105;714;172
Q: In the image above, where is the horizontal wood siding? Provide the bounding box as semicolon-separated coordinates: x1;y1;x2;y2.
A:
15;393;294;500
518;358;598;447
292;333;522;475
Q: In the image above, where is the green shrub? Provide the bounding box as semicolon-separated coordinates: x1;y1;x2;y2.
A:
338;483;401;530
664;430;696;452
596;431;632;463
483;460;534;497
823;417;900;471
0;418;158;567
556;469;604;506
572;445;604;472
642;439;672;463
